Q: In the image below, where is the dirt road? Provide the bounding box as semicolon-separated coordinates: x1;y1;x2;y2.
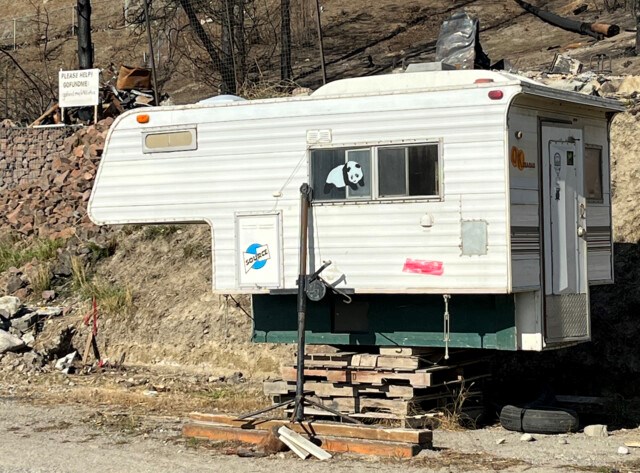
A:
1;396;639;473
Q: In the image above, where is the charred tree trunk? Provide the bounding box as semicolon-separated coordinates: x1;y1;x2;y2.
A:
280;0;292;81
221;0;233;64
178;0;236;94
77;0;93;69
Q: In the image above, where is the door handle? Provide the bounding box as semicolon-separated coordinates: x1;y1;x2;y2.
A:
577;226;587;238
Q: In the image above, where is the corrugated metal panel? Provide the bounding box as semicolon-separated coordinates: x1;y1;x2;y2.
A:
90;86;512;293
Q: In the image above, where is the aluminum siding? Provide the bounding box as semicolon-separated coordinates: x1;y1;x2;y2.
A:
89;87;514;293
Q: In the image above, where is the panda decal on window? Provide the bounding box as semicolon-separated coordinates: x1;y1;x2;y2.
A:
324;161;365;194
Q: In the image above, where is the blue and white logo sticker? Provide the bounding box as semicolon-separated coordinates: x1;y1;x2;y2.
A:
243;243;271;273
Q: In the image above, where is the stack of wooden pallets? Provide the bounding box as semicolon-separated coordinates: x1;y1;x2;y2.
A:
264;346;490;422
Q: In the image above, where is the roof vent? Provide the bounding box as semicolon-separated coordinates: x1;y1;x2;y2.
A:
404;62;456;73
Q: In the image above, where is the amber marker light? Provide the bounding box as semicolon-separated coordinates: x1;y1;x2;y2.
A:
137;114;150;124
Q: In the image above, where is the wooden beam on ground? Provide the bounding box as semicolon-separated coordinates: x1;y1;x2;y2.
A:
187;413;432;445
316;435;422;458
183;423;267;444
183;421;424;458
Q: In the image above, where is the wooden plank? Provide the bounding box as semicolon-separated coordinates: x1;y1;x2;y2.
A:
183;422;267;444
317;436;422;458
375;356;420;370
264;380;416;399
187;414;432;445
281;366;441;386
278;426;332;460
263;380;292;396
351;354;421;370
281;366;348;383
303;359;350;368
379;347;438;357
321;397;414;416
279;435;310;459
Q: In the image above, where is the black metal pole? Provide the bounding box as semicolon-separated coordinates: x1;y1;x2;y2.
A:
314;0;326;84
143;0;160;105
294;183;311;422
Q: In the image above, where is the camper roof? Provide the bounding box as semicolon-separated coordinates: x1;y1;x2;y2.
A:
311;69;625;112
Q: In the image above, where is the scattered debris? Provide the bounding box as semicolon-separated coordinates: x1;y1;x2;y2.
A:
618;446;630;455
277;426;332;460
514;0;620;39
435;12;490;70
54;351;77;374
496;438;506;445
520;433;535;442
31;65;166;127
549;53;583;75
572;4;588;15
558;438;568;445
584;424;608;438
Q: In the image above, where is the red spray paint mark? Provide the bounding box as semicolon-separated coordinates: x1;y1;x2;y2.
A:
402;259;444;276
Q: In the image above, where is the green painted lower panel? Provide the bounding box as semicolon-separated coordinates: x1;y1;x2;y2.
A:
252;293;517;351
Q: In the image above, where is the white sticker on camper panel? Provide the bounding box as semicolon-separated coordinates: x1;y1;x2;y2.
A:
236;214;281;288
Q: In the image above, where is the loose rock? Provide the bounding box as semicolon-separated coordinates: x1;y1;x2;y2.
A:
520;433;535;442
584;424;608;438
5;275;25;295
618;446;630;455
10;312;40;334
0;296;21;318
0;329;26;354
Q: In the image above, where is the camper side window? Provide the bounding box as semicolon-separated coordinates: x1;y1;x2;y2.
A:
311;148;372;201
378;144;438;198
311;143;439;202
142;128;197;153
584;146;603;203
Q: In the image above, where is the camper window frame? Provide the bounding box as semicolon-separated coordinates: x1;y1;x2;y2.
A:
142;125;198;154
309;139;443;204
584;144;604;204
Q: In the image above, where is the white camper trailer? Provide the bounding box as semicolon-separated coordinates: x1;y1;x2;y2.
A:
88;68;623;352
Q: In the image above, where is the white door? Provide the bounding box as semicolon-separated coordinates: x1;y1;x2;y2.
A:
541;126;589;342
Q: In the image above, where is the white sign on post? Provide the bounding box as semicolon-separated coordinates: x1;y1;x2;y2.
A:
58;69;100;108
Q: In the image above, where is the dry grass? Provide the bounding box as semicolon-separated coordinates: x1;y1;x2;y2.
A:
27;263;52;293
0;235;64;272
430;381;478;431
71;256;134;316
9;370;271;419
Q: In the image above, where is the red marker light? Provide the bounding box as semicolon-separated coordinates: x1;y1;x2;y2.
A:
475;78;494;84
488;90;504;100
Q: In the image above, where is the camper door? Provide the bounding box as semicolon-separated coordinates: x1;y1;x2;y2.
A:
541;125;590;344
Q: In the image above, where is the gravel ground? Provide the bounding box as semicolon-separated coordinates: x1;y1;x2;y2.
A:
1;396;639;473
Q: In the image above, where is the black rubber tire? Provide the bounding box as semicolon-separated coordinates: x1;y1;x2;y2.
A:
500;404;579;434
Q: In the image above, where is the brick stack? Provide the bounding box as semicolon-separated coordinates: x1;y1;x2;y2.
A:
0;118;114;240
